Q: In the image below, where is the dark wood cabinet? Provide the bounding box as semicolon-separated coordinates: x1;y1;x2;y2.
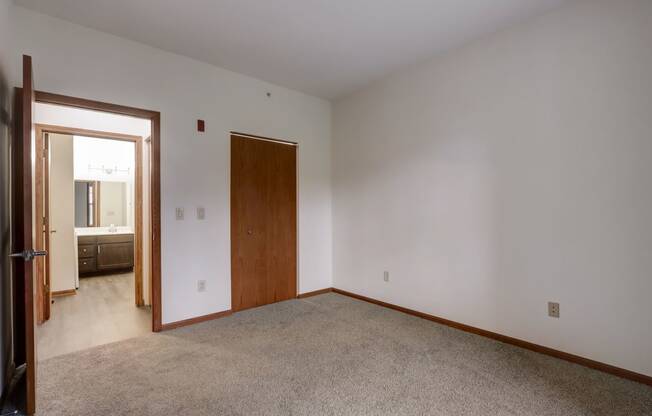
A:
78;234;134;276
78;257;96;274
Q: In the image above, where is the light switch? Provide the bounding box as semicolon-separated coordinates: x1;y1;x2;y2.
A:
197;207;205;220
176;207;184;220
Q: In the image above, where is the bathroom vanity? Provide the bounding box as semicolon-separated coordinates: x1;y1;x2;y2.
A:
76;228;134;276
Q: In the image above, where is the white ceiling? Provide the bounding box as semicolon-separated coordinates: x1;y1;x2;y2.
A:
15;0;567;99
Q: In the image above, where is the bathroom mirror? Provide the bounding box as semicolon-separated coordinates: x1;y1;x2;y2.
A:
75;180;129;227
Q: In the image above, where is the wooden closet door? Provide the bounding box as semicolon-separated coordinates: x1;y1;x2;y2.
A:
231;135;297;312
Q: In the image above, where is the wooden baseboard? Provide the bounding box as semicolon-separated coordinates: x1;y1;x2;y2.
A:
160;310;232;331
51;289;76;297
297;288;333;299
331;288;652;387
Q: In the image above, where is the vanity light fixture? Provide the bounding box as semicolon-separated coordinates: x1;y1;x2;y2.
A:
87;164;131;175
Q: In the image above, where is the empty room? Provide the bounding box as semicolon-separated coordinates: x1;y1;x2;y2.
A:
0;0;651;415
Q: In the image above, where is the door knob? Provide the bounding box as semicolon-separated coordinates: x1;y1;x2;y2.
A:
50;229;57;233
247;230;253;235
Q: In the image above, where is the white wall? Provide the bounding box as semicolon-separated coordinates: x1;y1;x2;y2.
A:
74;136;135;183
49;133;77;292
0;1;14;85
333;0;652;377
12;5;333;324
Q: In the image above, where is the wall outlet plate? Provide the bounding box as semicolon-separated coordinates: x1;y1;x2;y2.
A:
198;280;206;292
548;302;560;318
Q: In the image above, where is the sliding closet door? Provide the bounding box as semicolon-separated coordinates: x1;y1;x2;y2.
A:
231;134;297;312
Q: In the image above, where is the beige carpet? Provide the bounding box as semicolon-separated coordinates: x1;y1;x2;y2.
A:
36;293;652;415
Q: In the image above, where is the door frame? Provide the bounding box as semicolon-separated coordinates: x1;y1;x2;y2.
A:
33;91;163;332
34;130;50;322
35;124;147;310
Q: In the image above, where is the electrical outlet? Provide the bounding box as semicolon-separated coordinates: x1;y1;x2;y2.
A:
176;207;184;220
383;271;389;282
548;302;560;318
197;207;205;220
197;280;206;292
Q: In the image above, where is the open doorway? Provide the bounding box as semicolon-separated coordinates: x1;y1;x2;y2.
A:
10;56;161;414
31;100;159;360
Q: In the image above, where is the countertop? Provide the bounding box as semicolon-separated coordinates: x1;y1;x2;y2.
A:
75;227;134;236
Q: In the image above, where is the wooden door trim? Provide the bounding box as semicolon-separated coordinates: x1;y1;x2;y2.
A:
34;130;46;323
134;138;144;306
36;124;145;307
160;309;232;331
231;131;298;146
297;288;332;298
36;124;141;143
35;91;158;120
34;92;163;332
44;135;51;319
51;289;76;297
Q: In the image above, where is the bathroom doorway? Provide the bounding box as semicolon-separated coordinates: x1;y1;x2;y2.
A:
33;118;151;360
